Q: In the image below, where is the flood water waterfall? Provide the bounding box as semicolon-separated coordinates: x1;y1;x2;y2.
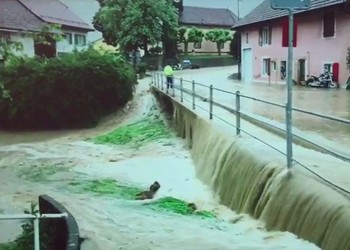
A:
154;90;350;250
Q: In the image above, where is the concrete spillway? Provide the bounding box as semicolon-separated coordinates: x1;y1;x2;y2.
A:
153;88;350;250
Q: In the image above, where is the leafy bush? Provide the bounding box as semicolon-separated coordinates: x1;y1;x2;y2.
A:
0;49;137;129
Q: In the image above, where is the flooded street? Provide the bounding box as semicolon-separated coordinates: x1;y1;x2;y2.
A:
0;78;319;249
174;66;350;149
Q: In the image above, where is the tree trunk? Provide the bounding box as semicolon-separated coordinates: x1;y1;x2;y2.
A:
143;38;149;57
217;43;221;56
184;41;189;56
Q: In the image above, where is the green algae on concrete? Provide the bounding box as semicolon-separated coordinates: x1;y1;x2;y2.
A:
69;179;143;200
69;179;216;219
91;116;172;148
145;197;217;219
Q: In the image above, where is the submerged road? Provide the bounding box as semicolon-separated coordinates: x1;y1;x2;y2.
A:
172;66;350;155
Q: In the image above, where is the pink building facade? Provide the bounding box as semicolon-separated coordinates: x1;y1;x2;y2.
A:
235;1;350;86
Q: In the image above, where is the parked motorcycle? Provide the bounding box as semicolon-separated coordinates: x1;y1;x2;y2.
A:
306;72;339;89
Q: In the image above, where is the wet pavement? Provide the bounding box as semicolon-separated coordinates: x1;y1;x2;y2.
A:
171;66;350;150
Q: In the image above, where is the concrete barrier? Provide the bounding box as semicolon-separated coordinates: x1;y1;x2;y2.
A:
39;195;80;250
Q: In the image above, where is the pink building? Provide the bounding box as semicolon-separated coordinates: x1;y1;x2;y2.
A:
233;0;350;86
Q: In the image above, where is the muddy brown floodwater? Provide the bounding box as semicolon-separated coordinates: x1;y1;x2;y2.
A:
0;78;319;249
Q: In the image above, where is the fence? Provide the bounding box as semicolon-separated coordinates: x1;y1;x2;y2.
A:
152;72;350;196
0;213;67;250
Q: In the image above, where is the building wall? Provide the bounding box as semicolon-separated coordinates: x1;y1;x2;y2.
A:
9;32;35;57
178;26;234;55
241;8;350;85
56;29;89;55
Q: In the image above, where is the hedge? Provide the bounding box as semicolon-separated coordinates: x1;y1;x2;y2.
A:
0;49;137;129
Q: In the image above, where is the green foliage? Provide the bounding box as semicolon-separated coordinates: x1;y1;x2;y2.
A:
91;115;172;148
229;33;240;57
205;29;233;55
69;179;143;199
93;0;178;54
69;179;217;219
346;47;350;73
146;197;217;218
178;27;205;55
33;24;64;45
0;203;51;250
149;46;162;56
0;48;137;130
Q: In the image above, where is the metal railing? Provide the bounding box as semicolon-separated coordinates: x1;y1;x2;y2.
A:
151;72;350;196
0;213;67;250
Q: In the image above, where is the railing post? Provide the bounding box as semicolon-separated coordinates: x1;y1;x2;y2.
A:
192;80;196;110
161;74;164;90
180;78;183;102
156;73;159;88
209;85;213;119
172;77;175;97
236;91;241;135
34;215;40;250
286;103;293;168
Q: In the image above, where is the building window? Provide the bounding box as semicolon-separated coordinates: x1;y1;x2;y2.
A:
245;32;249;43
272;61;277;71
220;42;224;49
64;33;73;44
280;60;287;80
259;26;272;46
0;33;10;43
193;42;202;49
262;58;271;76
324;63;333;73
74;34;86;46
323;12;335;38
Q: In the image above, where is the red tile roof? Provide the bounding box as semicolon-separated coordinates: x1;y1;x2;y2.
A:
0;0;45;31
19;0;94;31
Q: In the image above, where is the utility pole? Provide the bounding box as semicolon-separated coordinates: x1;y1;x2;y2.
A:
271;0;310;169
237;0;242;20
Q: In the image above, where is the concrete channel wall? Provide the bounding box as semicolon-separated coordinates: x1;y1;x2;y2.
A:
152;87;350;250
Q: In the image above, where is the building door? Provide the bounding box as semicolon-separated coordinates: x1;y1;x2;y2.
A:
242;48;253;83
298;59;306;83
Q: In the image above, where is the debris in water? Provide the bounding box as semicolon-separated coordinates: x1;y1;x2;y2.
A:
135;181;161;200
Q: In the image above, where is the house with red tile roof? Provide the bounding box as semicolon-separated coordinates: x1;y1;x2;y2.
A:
178;6;237;55
233;0;350;85
0;0;94;59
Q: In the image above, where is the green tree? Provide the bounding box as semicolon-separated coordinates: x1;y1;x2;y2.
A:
0;24;63;98
93;0;178;55
205;29;232;55
178;27;204;56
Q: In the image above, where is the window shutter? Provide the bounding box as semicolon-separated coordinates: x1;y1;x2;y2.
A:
259;28;262;46
332;63;339;82
268;26;272;44
282;18;288;47
282;17;297;47
293;17;298;47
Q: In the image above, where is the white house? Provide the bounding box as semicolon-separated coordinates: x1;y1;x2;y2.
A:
0;0;94;60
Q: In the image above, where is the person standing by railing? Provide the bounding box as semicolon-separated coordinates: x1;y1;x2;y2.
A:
163;65;174;89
